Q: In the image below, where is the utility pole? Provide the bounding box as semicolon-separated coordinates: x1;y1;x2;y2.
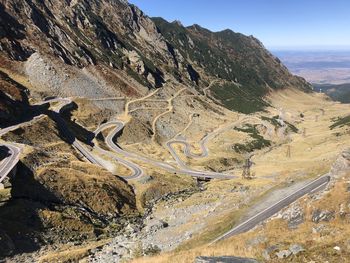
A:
286;145;291;158
242;155;254;180
302;128;306;138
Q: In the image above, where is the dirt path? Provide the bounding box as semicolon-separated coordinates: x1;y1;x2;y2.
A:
203;80;219;97
128;107;167;114
124;89;161;117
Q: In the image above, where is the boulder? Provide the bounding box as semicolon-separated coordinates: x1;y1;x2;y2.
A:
275;250;291;259
289;244;305;255
145;219;169;233
138;175;153;184
330;149;350;176
333;246;341;251
312;209;335;223
262;245;279;260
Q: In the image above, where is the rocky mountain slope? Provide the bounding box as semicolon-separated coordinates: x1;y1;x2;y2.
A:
133;149;350;263
0;115;138;258
153;18;311;112
0;0;310;110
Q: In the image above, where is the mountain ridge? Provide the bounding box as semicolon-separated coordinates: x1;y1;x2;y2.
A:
0;0;311;99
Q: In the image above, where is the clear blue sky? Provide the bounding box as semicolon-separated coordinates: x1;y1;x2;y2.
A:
129;0;350;50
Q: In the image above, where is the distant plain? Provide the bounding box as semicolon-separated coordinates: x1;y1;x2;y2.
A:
273;50;350;84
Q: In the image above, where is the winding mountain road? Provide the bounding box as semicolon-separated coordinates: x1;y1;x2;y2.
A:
165;115;241;168
166;132;211;169
0;95;305;183
0;95;285;182
0;98;103;183
95;145;144;180
0;98;144;181
166;114;279;170
46;98;110;167
0;112;49;184
95;121;234;179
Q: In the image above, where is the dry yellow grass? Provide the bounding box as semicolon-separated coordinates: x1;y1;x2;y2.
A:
257;89;348;172
131;232;258;263
131;166;196;211
38;239;111;263
125;143;173;162
68;98;114;130
0;188;11;202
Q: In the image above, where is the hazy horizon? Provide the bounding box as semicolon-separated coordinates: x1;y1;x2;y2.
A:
269;46;350;52
273;50;350;84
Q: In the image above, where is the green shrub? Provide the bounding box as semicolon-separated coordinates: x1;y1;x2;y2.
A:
211;83;269;114
261;116;298;133
330;115;350;130
233;124;271;153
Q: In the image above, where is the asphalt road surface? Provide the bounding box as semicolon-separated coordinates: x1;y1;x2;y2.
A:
0;144;20;183
165;115;268;170
49;99;107;167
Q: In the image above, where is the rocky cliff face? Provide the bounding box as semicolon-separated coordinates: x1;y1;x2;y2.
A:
0;0;311;110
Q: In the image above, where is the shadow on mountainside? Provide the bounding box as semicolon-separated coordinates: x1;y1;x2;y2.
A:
0;145;10;160
0;71;48;129
0;162;54;258
56;102;95;145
